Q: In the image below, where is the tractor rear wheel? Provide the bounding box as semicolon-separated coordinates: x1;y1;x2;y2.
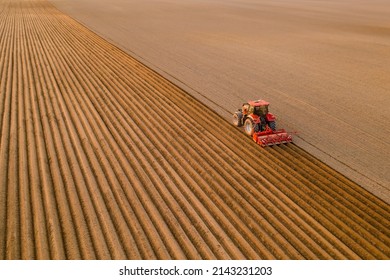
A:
254;123;261;133
244;118;254;136
269;121;276;131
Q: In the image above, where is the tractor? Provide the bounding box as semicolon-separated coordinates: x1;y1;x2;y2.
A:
233;99;293;146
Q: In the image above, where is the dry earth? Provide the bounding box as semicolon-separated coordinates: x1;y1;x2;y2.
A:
49;0;390;202
0;0;389;259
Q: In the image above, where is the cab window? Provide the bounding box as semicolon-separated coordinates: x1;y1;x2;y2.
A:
254;105;268;116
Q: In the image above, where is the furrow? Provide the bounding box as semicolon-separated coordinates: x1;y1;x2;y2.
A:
5;1;20;259
0;5;11;133
17;4;36;259
0;4;14;259
19;7;35;259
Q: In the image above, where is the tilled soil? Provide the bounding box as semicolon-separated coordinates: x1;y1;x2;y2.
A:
49;0;390;202
0;0;389;259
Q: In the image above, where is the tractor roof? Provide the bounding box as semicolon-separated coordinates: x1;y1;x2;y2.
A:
248;100;269;106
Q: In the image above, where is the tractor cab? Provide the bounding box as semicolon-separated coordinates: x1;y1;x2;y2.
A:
237;100;271;124
248;100;269;117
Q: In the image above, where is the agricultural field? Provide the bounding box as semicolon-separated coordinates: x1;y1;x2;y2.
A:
51;0;390;201
0;0;389;259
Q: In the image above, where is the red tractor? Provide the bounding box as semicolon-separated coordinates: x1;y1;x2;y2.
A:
233;99;293;147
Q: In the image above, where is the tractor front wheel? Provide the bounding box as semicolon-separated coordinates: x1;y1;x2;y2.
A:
244;118;254;136
233;112;243;127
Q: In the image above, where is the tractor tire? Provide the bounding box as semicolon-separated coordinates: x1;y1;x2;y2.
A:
269;121;276;131
233;112;243;127
244;118;254;136
254;123;261;133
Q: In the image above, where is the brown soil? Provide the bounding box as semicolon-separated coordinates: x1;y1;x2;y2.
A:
0;0;389;259
49;0;390;202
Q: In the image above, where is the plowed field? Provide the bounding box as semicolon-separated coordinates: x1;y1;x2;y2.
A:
50;0;390;201
0;0;389;259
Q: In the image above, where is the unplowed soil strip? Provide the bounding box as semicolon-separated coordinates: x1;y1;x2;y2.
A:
0;0;389;259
